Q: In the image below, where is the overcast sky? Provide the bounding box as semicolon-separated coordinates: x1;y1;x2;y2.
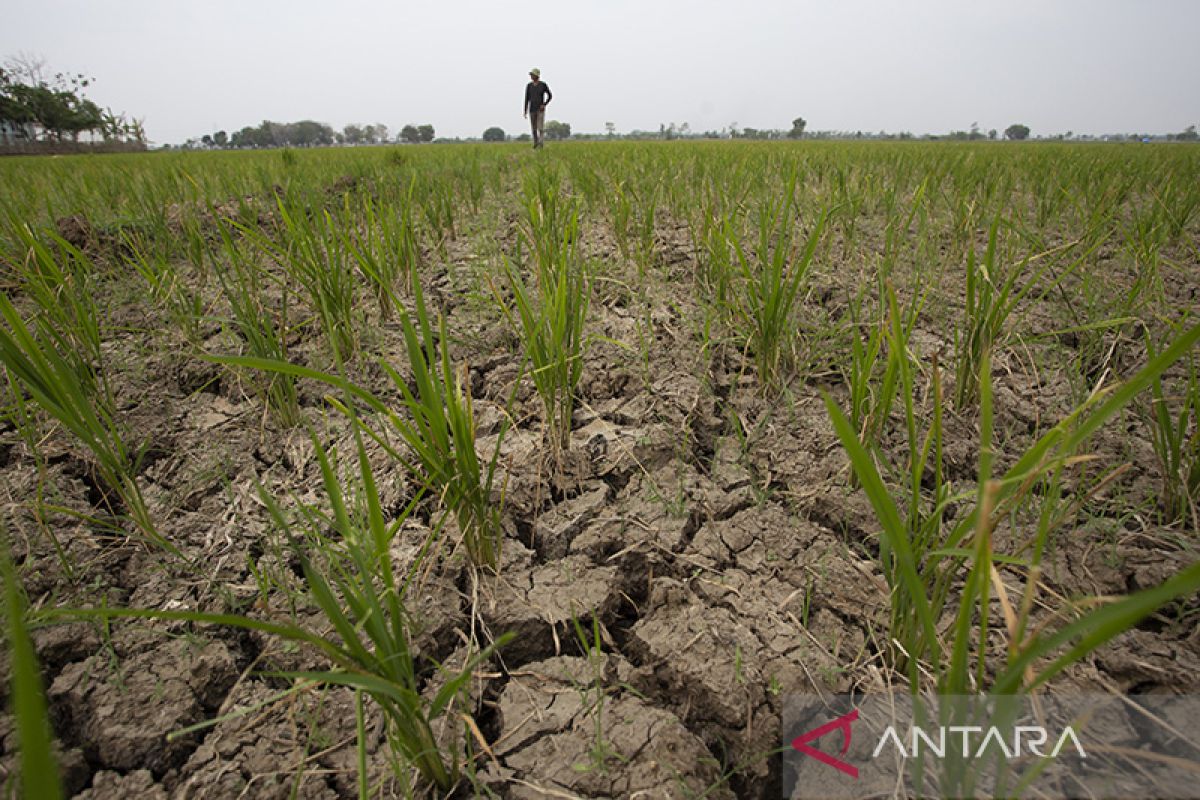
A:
4;0;1198;144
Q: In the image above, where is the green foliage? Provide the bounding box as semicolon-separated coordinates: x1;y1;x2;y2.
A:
52;431;511;791
0;291;170;553
2;532;64;800
826;321;1200;693
1004;123;1031;141
1143;323;1200;525
725;173;828;390
498;179;591;454
211;216;300;426
214;271;508;569
544;120;571;141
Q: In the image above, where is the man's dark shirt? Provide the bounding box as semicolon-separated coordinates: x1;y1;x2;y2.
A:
524;81;552;114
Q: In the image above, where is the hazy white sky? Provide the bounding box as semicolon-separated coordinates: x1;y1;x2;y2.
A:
4;0;1198;144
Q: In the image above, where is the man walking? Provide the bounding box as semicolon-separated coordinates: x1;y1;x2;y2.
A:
523;68;552;149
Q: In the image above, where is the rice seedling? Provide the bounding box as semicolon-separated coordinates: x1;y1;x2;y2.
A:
51;429;511;792
826;320;1200;691
497;187;590;455
122;230;206;344
271;197;361;360
726;173;828;390
0;293;172;553
343;188;420;319
8;223;104;390
2;531;64;800
1142;322;1200;526
841;278;925;480
953;215;1093;409
215;270;508;569
211;217;301;427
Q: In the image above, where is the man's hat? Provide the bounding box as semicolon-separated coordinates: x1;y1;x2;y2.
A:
529;68;541;78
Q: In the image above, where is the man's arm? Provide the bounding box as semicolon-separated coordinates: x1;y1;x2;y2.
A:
544;84;552;107
523;83;531;116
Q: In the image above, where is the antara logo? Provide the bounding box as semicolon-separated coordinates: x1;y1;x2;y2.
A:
791;707;1087;778
791;709;860;778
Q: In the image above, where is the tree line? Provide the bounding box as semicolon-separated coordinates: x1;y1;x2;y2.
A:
191;121;438;149
0;56;145;145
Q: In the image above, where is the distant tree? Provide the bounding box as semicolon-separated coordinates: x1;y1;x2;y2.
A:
343;124;364;145
969;121;984;140
373;123;389;143
400;124;420;144
482;126;505;142
605;121;615;137
201;134;213;147
1177;124;1198;142
788;117;807;139
213;130;227;147
290;120;333;146
544;120;570;140
515;133;531;142
988;129;998;140
1004;123;1031;141
0;56;111;143
417;124;434;143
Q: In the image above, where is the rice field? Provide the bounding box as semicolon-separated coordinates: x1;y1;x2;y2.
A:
1;140;1198;798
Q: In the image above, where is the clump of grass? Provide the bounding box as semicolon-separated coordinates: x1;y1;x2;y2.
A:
1142;321;1200;527
0;294;172;553
726;175;828;390
212;216;301;427
497;187;590;454
216;272;508;569
842;279;922;459
270;197;360;360
343;189;420;319
2;531;64;800
8;224;104;394
826;321;1200;694
54;430;510;792
953;216;1090;409
123;230;206;344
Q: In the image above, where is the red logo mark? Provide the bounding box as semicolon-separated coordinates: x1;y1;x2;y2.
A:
791;708;860;778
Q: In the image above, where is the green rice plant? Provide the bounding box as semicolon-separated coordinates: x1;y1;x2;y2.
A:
498;195;590;454
726;175;828;390
8;223;104;392
215;272;508;569
52;431;511;792
122;230;206;344
609;178;634;260
0;294;173;554
211;218;300;426
416;172;457;249
695;206;734;315
2;531;64;800
630;178;660;276
842;280;921;460
1142;324;1200;526
569;611;620;776
271;198;360;359
343;188;420;319
826;320;1200;693
953;216;1091;409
